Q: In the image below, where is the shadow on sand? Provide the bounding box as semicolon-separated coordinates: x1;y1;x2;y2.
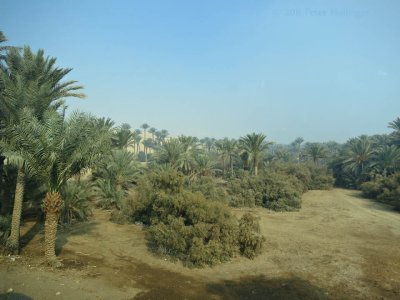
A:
134;270;331;300
207;275;330;300
0;293;33;300
55;221;98;256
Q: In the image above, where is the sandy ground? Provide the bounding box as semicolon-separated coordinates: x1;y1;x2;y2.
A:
1;188;399;299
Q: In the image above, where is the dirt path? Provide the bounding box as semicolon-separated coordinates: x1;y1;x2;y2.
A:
1;188;399;299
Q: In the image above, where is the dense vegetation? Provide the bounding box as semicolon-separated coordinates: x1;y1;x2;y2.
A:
0;31;399;268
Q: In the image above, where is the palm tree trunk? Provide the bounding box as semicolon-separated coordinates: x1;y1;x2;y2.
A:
43;191;63;267
254;158;258;176
6;168;25;254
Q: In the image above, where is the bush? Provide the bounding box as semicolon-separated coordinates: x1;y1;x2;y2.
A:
268;162;334;191
226;171;303;211
60;181;93;224
0;215;11;246
189;176;228;203
361;173;400;211
238;213;265;259
127;168;265;267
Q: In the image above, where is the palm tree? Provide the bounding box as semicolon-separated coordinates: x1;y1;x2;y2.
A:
149;127;157;141
114;123;134;149
132;129;142;153
388;117;400;131
342;137;375;178
141;123;150;161
160;129;169;144
305;143;327;165
273;148;292;162
373;145;400;177
155;138;183;167
193;154;219;177
389;117;400;146
177;136;199;175
15;110;109;266
215;138;237;175
1;47;84;253
239;133;272;176
92;149;140;208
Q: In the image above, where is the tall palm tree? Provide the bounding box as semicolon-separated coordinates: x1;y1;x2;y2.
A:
141;123;150;161
149;127;156;141
18;111;109;266
1;47;84;253
305;143;327;165
160;129;169;144
290;137;304;162
239;133;272;176
215;138;237;175
177;136;199;175
132;129;142;153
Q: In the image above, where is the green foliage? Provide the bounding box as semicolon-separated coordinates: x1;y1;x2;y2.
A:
269;162;334;191
226;171;303;211
125;168;264;267
59;181;92;224
238;213;265;259
188;176;228;203
147;191;238;267
361;173;400;211
92;149;140;209
0;215;11;245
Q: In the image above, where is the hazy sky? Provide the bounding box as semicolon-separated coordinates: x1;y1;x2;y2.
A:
2;0;399;143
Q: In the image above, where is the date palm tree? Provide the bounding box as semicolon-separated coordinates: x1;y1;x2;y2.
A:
239;133;272;176
160;129;169;144
342;137;375;178
132;129;142;153
141;123;150;161
155;138;183;168
1;47;84;253
149;127;156;141
14;110;109;266
215;138;237;175
305;143;327;165
114;123;134;149
373;145;400;177
389;117;400;146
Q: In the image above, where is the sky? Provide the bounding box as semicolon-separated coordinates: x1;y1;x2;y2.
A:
1;0;400;144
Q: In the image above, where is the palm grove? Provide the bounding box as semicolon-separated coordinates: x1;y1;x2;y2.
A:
1;32;399;267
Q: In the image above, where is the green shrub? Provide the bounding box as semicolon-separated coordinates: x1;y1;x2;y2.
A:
308;165;334;190
261;174;302;211
361;178;384;199
268;162;334;191
128;168;264;267
60;181;93;224
188;176;228;203
226;171;303;211
0;215;11;246
361;173;400;211
238;213;265;259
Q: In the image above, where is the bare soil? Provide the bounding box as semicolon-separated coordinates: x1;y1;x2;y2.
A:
1;188;399;299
